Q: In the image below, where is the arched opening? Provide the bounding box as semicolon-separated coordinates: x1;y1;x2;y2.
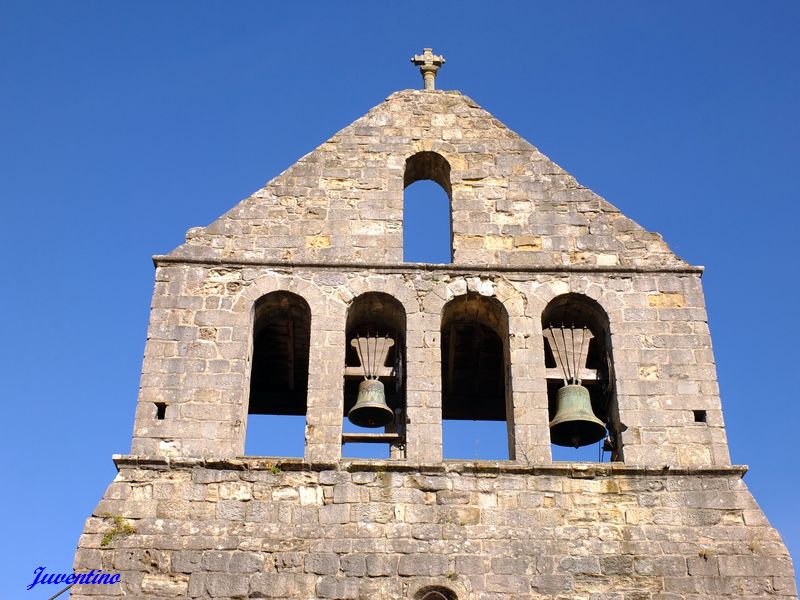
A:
403;151;453;263
246;291;310;457
343;292;406;459
441;294;512;459
415;586;458;600
542;293;624;462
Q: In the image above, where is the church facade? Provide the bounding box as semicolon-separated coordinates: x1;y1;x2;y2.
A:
72;51;797;599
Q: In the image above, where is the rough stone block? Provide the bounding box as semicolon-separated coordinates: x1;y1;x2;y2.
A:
366;554;397;577
140;573;189;597
319;504;350;524
316;576;359;599
229;551;264;573
305;552;339;575
205;573;249;597
339;554;366;577
397;554;449;576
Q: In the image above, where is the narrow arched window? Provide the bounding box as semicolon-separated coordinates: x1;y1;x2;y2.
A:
246;291;311;457
441;294;511;459
403;151;453;263
542;293;623;462
342;292;407;459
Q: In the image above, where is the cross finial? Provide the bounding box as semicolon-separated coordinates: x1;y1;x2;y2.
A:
411;48;446;90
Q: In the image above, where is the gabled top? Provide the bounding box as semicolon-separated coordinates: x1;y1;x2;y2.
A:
168;90;689;270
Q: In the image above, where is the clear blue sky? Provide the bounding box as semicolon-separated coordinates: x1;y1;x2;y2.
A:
1;1;798;596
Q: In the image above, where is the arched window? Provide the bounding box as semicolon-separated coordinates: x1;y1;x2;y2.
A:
246;291;311;457
342;292;406;459
441;294;511;459
403;151;453;263
542;293;623;462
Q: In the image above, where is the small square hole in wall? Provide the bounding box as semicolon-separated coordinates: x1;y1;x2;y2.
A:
155;402;167;420
693;410;707;423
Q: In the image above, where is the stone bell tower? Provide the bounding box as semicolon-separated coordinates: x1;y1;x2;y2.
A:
73;50;797;599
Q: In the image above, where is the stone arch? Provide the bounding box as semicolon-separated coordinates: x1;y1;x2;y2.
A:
541;291;623;460
532;277;624;325
233;273;328;316
408;578;470;600
345;276;420;318
415;586;458;600
531;278;626;383
339;280;418;458
343;292;407;431
404;151;452;197
245;290;311;457
408;139;464;172
235;274;332;393
249;291;311;415
440;293;513;458
232;274;336;456
404;151;453;263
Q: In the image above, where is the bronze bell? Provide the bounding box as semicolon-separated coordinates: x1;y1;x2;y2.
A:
549;384;606;448
348;379;395;428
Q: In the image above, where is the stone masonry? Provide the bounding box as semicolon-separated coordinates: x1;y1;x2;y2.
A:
73;55;797;599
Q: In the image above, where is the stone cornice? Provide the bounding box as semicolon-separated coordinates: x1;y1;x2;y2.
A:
151;255;705;276
113;454;745;478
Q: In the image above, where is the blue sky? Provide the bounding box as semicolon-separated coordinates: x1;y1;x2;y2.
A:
1;1;798;595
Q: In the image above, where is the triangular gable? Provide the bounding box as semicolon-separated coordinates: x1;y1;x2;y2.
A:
168;90;687;270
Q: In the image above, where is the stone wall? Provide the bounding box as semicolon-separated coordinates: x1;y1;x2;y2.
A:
129;86;725;466
133;264;727;467
71;458;797;599
72;85;798;599
169;90;683;270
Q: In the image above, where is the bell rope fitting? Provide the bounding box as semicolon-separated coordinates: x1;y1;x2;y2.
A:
549;384;606;448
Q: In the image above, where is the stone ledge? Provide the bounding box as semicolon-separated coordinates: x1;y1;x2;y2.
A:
151;255;704;275
112;454;746;478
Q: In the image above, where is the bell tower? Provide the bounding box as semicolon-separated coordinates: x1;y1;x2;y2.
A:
72;51;797;599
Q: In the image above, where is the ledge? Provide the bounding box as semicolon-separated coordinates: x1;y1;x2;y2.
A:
112;454;747;478
151;256;704;276
341;432;404;445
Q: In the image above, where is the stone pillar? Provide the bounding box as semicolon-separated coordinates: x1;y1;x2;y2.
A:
404;309;443;463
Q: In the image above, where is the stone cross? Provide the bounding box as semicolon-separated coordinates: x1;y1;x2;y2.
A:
411;48;446;90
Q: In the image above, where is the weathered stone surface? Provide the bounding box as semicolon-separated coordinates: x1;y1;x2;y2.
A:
72;462;797;599
130;267;730;468
140;573;189;597
72;81;796;598
169;90;686;270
